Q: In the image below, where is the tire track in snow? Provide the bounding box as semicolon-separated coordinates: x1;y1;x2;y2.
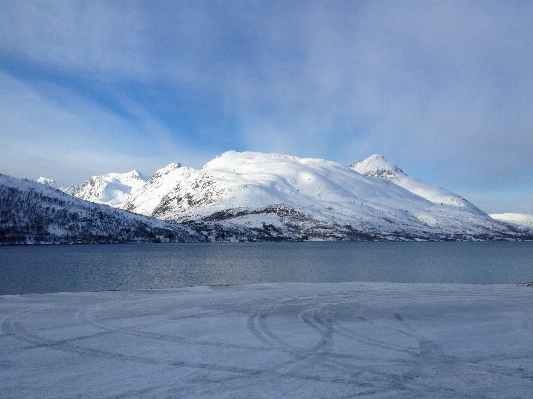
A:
3;284;533;398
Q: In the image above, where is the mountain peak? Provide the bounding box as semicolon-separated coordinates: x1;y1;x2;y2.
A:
36;177;63;190
68;170;149;207
156;163;182;175
351;155;481;210
147;163;186;183
350;154;405;179
18;150;522;240
124;170;146;180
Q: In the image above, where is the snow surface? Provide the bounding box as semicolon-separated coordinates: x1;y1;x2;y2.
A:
32;151;521;240
2;282;532;398
490;213;533;230
121;163;194;216
351;154;476;208
69;170;149;207
143;151;510;238
36;177;64;191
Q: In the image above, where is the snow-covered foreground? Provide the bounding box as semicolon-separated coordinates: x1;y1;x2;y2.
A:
2;283;533;398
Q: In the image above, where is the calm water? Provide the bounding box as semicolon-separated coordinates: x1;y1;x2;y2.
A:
1;242;532;295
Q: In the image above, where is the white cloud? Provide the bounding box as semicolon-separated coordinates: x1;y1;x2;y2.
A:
0;72;208;184
0;1;152;79
0;1;532;212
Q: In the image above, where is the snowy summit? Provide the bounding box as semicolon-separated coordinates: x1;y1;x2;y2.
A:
116;151;522;240
122;163;194;216
67;170;149;207
351;154;478;208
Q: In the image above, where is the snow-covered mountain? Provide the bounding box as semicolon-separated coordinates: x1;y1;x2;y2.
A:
351;154;479;209
36;177;65;191
490;213;533;233
1;174;288;244
68;170;149;207
29;151;530;241
121;163;194;216
123;151;519;241
0;174;200;244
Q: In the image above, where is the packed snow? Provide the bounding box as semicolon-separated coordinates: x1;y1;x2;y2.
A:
1;282;532;398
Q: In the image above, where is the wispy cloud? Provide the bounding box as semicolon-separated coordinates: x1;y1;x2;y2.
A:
1;1;532;212
0;72;208;184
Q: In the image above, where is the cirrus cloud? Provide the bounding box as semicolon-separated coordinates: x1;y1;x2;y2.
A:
1;1;532;213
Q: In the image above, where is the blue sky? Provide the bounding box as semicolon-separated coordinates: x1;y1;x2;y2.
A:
1;0;532;214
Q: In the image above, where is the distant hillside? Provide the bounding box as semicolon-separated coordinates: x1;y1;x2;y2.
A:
64;170;149;207
490;213;533;234
0;174;197;244
0;174;307;244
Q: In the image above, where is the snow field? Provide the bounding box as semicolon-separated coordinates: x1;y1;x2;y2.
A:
490;213;533;231
2;282;533;398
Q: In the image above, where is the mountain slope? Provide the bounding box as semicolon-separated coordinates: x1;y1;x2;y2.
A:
1;174;293;244
490;213;533;233
121;163;195;216
0;174;200;244
136;151;517;240
68;170;149;207
28;151;528;242
350;154;480;209
36;177;65;191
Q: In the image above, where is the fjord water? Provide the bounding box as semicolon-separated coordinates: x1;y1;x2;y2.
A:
1;242;532;295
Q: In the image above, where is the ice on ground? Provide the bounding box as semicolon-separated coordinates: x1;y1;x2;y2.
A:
1;282;533;398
